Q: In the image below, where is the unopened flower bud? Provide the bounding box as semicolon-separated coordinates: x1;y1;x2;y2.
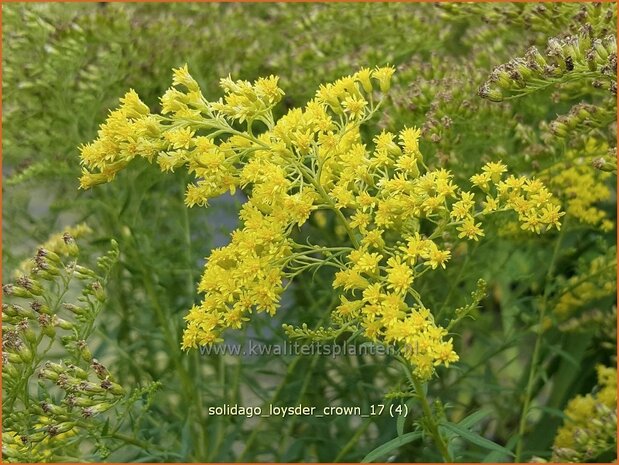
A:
79;381;106;394
90;281;106;302
91;359;111;380
513;57;534;79
40;401;67;416
63;233;79;256
17;345;33;363
6;351;23;364
38;368;59;382
35;268;60;280
77;340;93;362
587;49;598;71
66;363;89;380
5;303;36;320
38;247;61;265
575;429;592;447
550;121;568;137
554;447;579;461
526;46;547;69
478;83;503;102
53;316;74;331
31;300;50;315
492;66;512;89
16;276;44;296
3;283;32;298
27;432;47;443
63;303;88;316
18;320;37;344
592;157;616;172
47;422;76;437
593;38;610;61
547;38;564;59
101;378;125;396
45;361;65;373
82;402;114;418
39;314;56;338
64;393;95;407
2;359;19;378
74;265;97;279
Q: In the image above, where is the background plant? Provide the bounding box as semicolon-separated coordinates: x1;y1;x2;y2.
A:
2;228;159;461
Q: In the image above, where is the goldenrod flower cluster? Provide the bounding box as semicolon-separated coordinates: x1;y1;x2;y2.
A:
552;365;617;462
544;138;614;232
79;66;562;380
79;90;161;189
558;306;617;351
554;247;616;319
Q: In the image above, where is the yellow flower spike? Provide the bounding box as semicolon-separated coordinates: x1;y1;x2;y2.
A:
254;75;285;105
372;65;396;93
160;88;188;115
362;283;384;305
164;127;195;150
373;130;401;158
470;172;491;191
481;161;507;183
355;67;373;93
172;64;200;92
482;195;499;213
450;191;475;220
552;364;617;462
385;256;414;295
422;244;451;270
342;94;368;120
457;216;485;241
119;89;150;118
539;204;565;230
79;171;111;190
361;229;385;250
520;211;543;234
398;127;422;155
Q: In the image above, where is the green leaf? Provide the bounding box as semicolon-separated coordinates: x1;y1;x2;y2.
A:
396;408;406;436
101;418;109;436
483;435;519;463
440;421;514;457
361;431;423;463
546;343;580;368
457;407;493;430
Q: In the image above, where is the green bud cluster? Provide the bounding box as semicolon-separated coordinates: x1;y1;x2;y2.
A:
480;31;616;102
1;228;133;462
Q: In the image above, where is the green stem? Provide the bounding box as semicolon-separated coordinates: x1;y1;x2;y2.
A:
180;175;195;297
136;257;199;449
397;356;452;462
108;431;165;452
514;220;568;462
413;377;452;462
277;352;321;459
413;378;452;462
333;416;373;462
178;175;210;461
436;241;479;324
238;310;331;461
